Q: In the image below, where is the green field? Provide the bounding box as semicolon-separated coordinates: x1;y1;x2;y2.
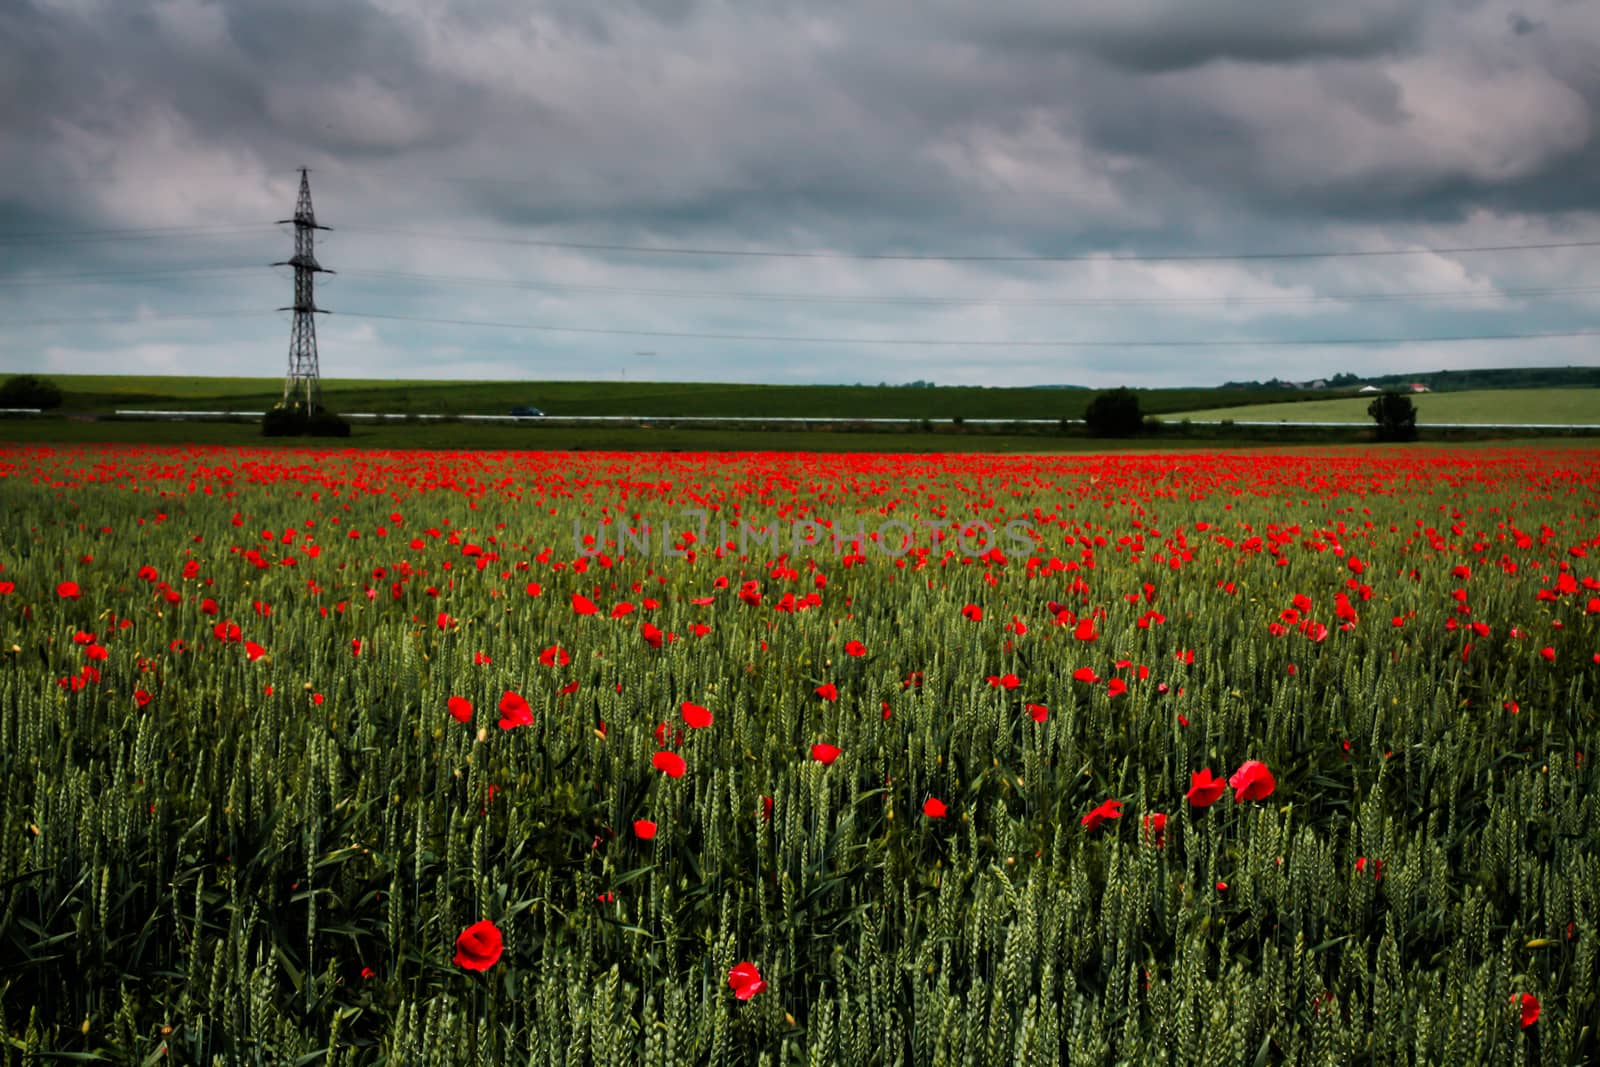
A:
38;374;1300;420
1175;388;1600;425
1;445;1595;1063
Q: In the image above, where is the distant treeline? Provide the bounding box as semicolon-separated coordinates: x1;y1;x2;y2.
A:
1222;366;1600;392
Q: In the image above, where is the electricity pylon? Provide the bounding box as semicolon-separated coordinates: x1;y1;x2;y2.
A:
273;168;332;412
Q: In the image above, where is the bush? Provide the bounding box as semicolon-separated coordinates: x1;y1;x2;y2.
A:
1083;387;1144;437
1368;391;1418;442
0;374;64;410
262;406;352;438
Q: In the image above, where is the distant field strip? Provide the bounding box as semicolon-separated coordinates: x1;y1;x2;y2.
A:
1174;388;1600;425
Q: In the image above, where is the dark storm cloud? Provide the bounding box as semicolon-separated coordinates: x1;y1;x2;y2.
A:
946;2;1421;72
1;0;1597;386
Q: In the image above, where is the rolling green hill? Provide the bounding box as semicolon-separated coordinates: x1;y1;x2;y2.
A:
37;375;1298;420
1173;388;1600;425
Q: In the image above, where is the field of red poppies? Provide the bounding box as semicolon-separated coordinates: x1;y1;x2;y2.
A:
1;443;1596;1064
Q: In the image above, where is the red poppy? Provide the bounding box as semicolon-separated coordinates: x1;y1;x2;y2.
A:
844;640;867;657
811;743;841;765
245;641;268;662
1540;646;1556;662
1107;678;1128;698
1186;769;1225;807
633;819;658;840
56;581;80;599
1081;798;1123;832
815;682;838;701
1142;812;1167;847
572;593;599;616
436;612;454;630
728;961;766;1000
986;673;1020;689
652;751;687;777
1072;666;1101;684
133;689;152;708
923;797;947;818
453;920;503;972
641;622;665;648
610;601;635;617
539;645;570;667
448;696;473;723
1026;703;1049;723
0;582;13;595
497;691;534;730
1517;993;1540;1029
1229;760;1276;802
681;701;713;728
961;603;983;621
1073;618;1097;642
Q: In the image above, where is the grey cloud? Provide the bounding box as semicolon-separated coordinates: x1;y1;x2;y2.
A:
2;0;1598;387
939;1;1421;72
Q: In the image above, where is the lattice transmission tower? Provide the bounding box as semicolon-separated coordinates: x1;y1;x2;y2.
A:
273;168;333;412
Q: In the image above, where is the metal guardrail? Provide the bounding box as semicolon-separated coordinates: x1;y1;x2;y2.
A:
106;409;1600;431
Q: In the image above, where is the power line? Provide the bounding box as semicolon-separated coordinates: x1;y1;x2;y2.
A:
0;310;277;327
338;224;1600;263
338;309;1600;348
7;260;1596;307
0;266;270;287
0;224;278;245
334;267;1600;308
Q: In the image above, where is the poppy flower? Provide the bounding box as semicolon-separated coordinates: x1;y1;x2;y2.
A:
815;683;838;701
1186;769;1225;807
245;641;268;662
1107;678;1128;698
133;689;152;708
1073;618;1097;642
1026;703;1049;723
652;751;687;777
436;612;455;630
497;691;534;730
728;962;766;1000
1229;760;1276;802
611;601;635;618
56;581;80;599
986;673;1020;690
844;640;867;657
1142;812;1167;847
572;593;599;616
453;920;503;972
539;645;570;667
633;819;658;840
681;701;713;728
1072;666;1101;684
811;743;841;765
961;604;983;621
0;582;13;595
923;797;947;818
641;622;664;648
1516;993;1540;1029
448;696;473;723
1081;798;1123;832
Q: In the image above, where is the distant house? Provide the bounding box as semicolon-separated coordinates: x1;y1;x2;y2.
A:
1409;383;1431;393
1358;385;1382;393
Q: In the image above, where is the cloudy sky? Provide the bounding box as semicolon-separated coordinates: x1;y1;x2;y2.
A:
2;0;1598;388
